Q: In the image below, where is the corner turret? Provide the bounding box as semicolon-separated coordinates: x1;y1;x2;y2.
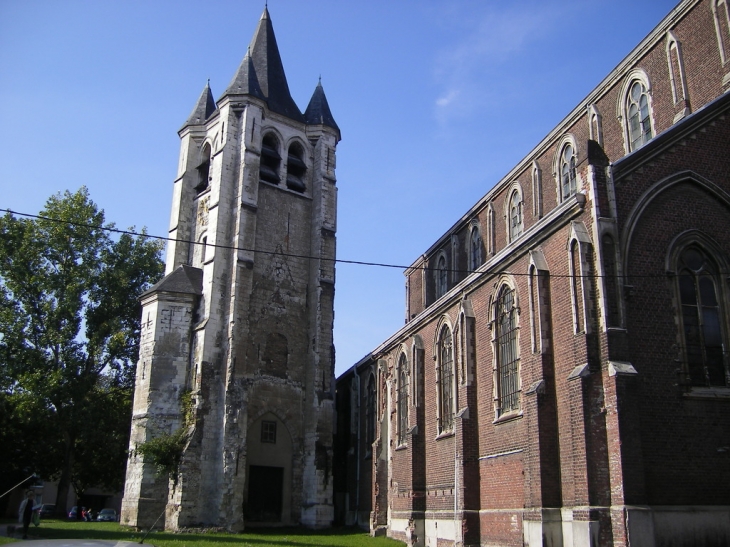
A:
180;81;216;131
304;79;340;142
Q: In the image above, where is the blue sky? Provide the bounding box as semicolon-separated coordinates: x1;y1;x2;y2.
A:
0;0;677;376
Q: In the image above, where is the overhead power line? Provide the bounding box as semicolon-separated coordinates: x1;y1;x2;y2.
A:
0;207;695;279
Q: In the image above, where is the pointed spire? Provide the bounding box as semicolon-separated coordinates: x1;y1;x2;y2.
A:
181;81;217;130
222;6;304;122
304;79;340;140
224;48;265;100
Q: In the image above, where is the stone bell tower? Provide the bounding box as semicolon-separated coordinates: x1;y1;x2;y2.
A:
121;6;340;531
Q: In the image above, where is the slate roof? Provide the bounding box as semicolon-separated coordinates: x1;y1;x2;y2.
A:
141;264;203;298
181;82;217;130
304;79;340;140
222;7;304;122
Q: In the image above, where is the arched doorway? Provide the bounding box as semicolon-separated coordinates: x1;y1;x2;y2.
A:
244;412;293;524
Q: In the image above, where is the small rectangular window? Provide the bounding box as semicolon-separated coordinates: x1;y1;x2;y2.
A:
261;420;277;443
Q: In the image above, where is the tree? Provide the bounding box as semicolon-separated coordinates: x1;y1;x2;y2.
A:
0;187;164;512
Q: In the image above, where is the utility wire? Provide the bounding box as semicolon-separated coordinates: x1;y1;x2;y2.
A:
0;207;692;279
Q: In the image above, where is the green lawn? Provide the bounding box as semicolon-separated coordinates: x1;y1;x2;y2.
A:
0;519;403;547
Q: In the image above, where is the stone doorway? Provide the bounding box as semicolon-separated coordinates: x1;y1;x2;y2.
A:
246;465;283;522
244;412;293;525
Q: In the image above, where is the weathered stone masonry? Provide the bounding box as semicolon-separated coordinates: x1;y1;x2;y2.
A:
122;7;340;531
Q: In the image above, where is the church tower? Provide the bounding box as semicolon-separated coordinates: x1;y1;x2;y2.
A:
121;7;340;531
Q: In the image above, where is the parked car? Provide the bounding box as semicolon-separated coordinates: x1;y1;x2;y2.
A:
37;504;56;518
96;508;118;522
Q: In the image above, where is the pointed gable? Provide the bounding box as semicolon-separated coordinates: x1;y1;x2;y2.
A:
181;82;217;130
304;80;340;140
223;7;304;122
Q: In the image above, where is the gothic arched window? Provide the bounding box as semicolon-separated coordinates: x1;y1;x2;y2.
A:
509;190;523;242
286;141;306;192
495;285;520;417
676;245;728;387
260;133;281;184
195;143;211;192
627;80;653;151
436;255;448;299
469;224;482;271
560;143;577;200
437;324;454;433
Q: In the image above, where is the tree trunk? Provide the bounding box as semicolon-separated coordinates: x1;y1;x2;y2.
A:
55;430;74;515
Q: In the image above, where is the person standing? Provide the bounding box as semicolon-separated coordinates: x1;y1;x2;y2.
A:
18;491;35;539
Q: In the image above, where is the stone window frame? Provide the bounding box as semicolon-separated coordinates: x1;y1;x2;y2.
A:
490;277;521;422
597;222;624;331
505;182;524;243
285;138;308;193
568;221;594;335
487;202;496;257
195;142;212;193
259;129;284;185
553;134;579;202
665;31;691;122
711;0;730;86
434;317;455;436
666;230;730;393
531;161;543;219
467;219;483;272
261;420;277;443
527;249;550;355
457;299;476;387
434;251;449;301
396;350;410;447
411;335;424;407
587;104;604;147
616;69;655;154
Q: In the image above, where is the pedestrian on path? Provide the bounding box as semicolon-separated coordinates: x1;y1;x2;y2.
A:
18;491;35;539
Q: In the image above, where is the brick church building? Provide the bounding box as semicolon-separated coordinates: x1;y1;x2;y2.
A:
334;1;730;545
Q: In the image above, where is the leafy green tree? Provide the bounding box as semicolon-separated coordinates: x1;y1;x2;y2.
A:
0;187;164;512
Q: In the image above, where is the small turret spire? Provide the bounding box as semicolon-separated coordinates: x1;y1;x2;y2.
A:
181;81;217;131
304;79;340;141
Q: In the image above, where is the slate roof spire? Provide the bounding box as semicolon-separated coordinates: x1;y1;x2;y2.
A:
223;6;304;122
181;81;217;130
304;78;340;140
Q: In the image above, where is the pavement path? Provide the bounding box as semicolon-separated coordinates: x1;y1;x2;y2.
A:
1;525;146;547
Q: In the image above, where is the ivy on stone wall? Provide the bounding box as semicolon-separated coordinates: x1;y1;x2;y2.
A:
135;390;194;486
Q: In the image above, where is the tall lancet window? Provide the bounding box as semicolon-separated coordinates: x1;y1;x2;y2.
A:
677;245;728;387
260;134;281;184
286;142;307;192
195;144;211;193
437;324;454;433
495;285;520;417
469;224;482;272
397;353;409;445
627;80;653;151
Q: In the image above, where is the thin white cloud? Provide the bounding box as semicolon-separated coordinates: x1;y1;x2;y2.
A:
431;2;569;126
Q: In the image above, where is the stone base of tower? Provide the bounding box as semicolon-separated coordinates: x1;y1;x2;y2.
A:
120;496;167;530
300;504;334;529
